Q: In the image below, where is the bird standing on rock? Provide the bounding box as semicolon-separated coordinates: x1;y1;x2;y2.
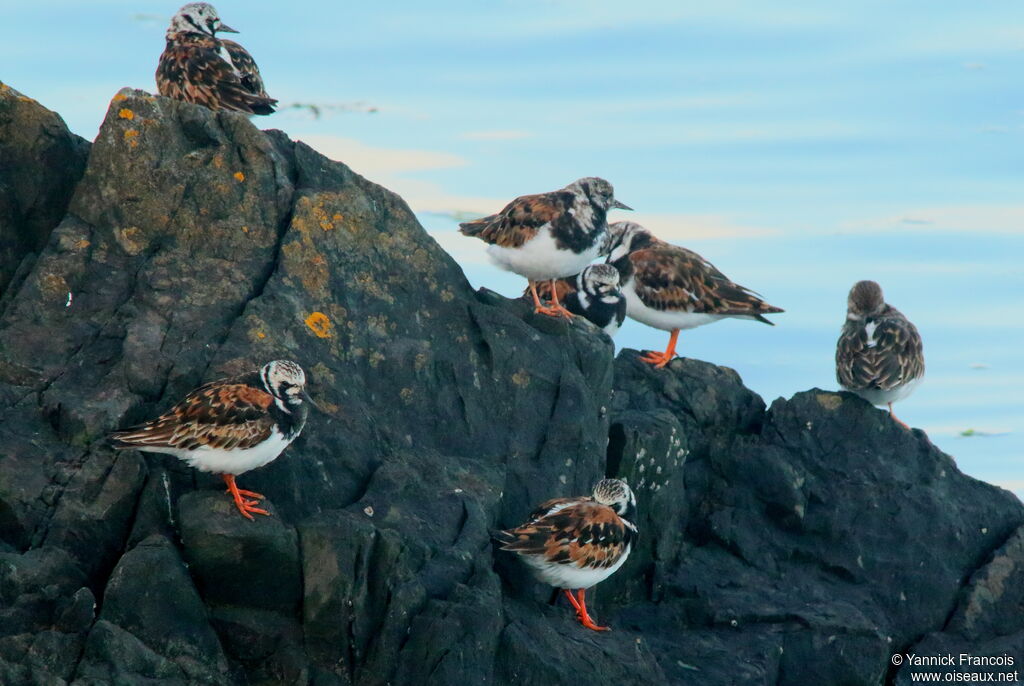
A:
156;3;277;115
460;177;631;318
529;264;627;337
604;221;784;368
110;360;313;520
836;280;925;429
496;479;637;632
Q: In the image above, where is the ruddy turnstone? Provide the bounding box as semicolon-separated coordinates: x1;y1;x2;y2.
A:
836;280;925;429
604;221;784;368
460;177;631;319
110;360;312;519
530;264;627;337
156;3;277;115
496;478;637;631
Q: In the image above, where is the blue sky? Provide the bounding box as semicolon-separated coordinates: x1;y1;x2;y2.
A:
3;1;1023;493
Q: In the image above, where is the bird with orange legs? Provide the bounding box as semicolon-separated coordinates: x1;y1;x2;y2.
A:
459;177;631;319
110;360;314;519
604;221;784;368
496;479;637;632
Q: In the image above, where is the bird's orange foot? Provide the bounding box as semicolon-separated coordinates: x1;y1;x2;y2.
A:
534;303;574;319
225;487;265;501
576;614;611;632
231;497;270;521
639;350;674;368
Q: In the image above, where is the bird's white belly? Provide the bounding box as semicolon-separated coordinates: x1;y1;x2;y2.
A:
522;545;631;590
622;281;728;331
486;227;601;281
848;377;923;407
143;428;294;476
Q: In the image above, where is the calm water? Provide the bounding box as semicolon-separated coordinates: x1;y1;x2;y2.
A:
3;0;1021;496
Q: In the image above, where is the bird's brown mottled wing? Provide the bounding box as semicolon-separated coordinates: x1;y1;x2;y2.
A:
836;309;924;391
499;501;632;570
459;191;574;248
630;245;784;321
219;39;274;102
110;378;275;451
156;35;276;114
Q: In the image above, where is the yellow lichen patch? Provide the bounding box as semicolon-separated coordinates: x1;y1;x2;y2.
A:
311;362;336;387
400;388;414;404
115;226;145;256
512;369;531;387
816;393;842;411
440;288;455;302
233;171;245;182
123;129;140;148
118;108;134;120
369;351;385;368
241;226;249;233
305;312;332;338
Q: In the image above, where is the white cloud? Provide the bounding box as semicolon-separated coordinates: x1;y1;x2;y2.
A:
843;206;1024;235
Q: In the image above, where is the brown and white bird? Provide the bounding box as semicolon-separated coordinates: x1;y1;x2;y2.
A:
496;479;637;632
529;264;627;337
110;360;312;519
604;221;784;368
460;177;631;318
156;3;277;115
836;280;925;429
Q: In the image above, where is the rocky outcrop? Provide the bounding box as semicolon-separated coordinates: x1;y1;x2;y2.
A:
0;82;89;300
0;86;1020;685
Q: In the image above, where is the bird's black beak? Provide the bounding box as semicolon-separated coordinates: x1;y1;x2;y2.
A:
217;22;239;33
302;389;324;413
611;200;633;211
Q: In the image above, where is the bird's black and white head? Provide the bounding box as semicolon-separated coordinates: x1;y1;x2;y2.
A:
578;264;622;302
167;2;238;38
566;177;632;213
847;280;886;320
592;478;636;522
260;360;309;412
602;221;651;261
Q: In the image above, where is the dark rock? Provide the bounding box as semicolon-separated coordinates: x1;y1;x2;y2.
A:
0;81;89;299
179;490;301;613
75;535;231;684
1;86;1022;685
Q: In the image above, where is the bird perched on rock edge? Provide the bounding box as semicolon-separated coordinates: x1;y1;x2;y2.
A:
496;478;637;631
836;280;925;429
604;221;784;368
528;264;627;337
110;360;313;519
460;177;631;319
156;2;277;115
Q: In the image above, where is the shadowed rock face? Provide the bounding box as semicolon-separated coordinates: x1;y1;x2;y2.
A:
0;86;1021;685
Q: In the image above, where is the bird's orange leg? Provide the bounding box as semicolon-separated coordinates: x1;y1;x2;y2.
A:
540;279;574;319
222;474;270;520
888;402;911;430
573;588;609;631
640;329;680;368
563;589;583;615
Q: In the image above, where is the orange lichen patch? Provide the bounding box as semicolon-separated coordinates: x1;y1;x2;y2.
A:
74;239;91;250
313;203;335;231
123;129;140;148
118;108;134;120
112;93;128;102
256;331;266;339
241;226;250;233
233;171;245;182
305;312;332;338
